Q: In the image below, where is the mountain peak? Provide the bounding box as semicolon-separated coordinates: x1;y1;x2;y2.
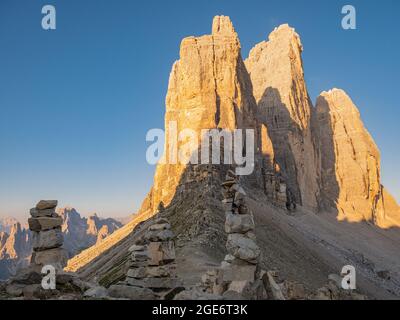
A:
212;15;236;36
0;217;19;234
9;222;22;234
317;88;359;115
314;89;393;226
245;22;319;210
268;23;303;52
320;88;348;97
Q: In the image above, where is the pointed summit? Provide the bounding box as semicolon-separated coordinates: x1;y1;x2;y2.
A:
141;15;255;214
212;15;237;36
245;24;320;210
318;88;360;115
268;24;303;51
315;88;400;228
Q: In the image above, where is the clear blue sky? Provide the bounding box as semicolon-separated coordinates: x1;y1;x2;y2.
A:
0;0;399;220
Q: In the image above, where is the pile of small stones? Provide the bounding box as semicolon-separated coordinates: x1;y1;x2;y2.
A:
109;218;182;300
195;170;265;299
222;171;260;261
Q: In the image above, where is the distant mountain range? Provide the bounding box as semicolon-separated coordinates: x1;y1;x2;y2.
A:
0;217;23;234
0;208;127;280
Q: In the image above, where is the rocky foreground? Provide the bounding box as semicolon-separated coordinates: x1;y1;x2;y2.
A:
1;198;367;300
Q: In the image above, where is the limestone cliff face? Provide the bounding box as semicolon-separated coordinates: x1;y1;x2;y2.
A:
245;24;320;210
141;16;258;214
315;89;399;228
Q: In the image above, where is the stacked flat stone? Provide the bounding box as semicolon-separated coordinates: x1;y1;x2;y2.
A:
220;170;263;298
110;218;181;299
28;200;67;271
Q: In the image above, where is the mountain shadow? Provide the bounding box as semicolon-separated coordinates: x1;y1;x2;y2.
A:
256;86;307;208
313;95;340;215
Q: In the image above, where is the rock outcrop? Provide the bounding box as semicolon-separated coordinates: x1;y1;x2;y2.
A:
245;24;320;211
315;89;400;228
140;15;258;215
108;218;181;300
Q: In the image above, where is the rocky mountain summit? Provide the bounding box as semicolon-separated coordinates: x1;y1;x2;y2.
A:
3;15;399;300
0;208;122;280
315;89;399;228
245;24;320;211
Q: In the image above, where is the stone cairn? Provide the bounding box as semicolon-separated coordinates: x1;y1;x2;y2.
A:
109;217;182;300
29;200;67;271
199;170;265;299
3;200;94;299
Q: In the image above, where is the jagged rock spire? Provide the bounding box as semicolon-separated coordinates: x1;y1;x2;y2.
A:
315;88;400;228
139;15;257;214
245;24;320;210
212;15;237;37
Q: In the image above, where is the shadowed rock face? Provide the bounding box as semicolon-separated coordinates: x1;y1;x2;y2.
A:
245;24;320;211
315;89;400;228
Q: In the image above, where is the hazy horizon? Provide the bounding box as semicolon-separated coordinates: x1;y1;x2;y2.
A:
1;0;399;220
